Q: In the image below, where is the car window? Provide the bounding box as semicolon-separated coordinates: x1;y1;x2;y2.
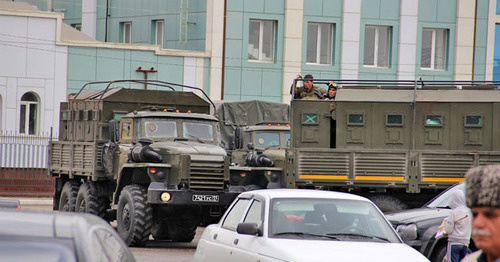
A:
270;198;400;243
426;183;465;208
222;198;251;230
0;239;76;262
92;228;134;262
243;199;263;228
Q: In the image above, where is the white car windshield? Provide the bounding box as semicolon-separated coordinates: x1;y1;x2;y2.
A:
270;198;400;243
426;183;465;208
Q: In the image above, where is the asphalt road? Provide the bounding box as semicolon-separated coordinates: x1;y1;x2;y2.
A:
9;197;199;262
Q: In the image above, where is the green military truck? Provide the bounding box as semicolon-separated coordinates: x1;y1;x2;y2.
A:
49;80;239;246
287;79;500;211
215;100;290;189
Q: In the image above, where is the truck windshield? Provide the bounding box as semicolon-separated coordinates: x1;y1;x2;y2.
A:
183;122;214;141
144;120;177;138
255;132;281;147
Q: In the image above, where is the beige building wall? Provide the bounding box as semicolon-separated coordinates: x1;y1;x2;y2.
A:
282;0;304;103
454;0;476;80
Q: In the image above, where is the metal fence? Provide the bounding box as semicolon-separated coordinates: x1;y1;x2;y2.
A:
0;131;56;168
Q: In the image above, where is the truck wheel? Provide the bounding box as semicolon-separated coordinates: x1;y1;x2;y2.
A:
75;182;109;219
117;185;153;247
59;181;79;212
151;220;169;240
370;195;407;213
167;210;200;242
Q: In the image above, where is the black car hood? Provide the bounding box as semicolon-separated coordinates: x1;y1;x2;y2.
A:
386;207;451;225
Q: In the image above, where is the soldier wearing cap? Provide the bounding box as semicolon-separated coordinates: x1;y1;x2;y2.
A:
462;165;500;262
293;74;327;100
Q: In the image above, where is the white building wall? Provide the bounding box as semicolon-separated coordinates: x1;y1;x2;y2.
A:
340;0;361;79
397;0;419;80
0;11;68;135
81;0;97;38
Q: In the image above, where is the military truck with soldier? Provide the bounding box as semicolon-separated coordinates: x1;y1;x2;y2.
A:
214;100;290;190
49;80;239;246
288;78;500;212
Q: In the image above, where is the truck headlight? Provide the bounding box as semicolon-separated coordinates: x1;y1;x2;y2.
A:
396;223;418;241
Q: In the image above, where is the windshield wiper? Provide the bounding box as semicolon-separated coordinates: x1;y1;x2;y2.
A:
185;134;205;143
274;232;338;240
174;137;189;141
326;233;390;242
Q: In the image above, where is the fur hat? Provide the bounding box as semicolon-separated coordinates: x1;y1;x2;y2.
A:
465;165;500;208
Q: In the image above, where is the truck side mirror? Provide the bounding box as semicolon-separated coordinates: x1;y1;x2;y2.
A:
226;135;235;150
109;119;120;143
234;127;244;149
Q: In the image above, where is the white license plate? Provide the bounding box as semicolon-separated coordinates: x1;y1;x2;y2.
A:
192;194;219;202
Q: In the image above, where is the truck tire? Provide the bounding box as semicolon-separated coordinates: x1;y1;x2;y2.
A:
117;185;153;247
75;182;109;219
59;181;79;212
151;220;169;240
370;195;407;213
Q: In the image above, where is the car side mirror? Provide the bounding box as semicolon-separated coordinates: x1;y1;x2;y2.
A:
396;224;417;242
236;222;262;236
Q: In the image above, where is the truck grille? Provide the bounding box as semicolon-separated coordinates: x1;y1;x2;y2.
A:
421;153;473;178
190;159;225;191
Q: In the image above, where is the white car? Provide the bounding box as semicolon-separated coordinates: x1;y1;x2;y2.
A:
194;189;429;262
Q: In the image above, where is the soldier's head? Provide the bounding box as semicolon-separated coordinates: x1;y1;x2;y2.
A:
303;74;314;91
465;165;500;258
327;83;337;98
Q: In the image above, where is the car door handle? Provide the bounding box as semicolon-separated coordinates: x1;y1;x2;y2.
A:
213;234;218;240
233;238;239;245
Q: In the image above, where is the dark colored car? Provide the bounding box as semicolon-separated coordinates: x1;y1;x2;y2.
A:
385;182;475;262
0;199;20;209
0;209;135;262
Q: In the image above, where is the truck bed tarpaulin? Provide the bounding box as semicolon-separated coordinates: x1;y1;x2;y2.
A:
214;100;289;145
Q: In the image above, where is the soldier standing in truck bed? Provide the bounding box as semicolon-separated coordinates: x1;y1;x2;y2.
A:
293;74;326;100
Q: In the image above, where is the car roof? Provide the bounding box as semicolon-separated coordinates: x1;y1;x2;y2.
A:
238;188;370;202
0;209;110;238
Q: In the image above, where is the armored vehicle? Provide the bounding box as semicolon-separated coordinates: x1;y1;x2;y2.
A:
287;79;500;211
49;80;239;246
215;100;290;189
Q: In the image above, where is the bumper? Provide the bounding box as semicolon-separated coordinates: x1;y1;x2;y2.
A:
147;182;240;206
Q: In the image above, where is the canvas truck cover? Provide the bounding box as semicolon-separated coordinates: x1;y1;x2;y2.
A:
214;100;290;145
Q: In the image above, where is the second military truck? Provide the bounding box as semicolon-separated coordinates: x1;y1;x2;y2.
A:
49;80;239;246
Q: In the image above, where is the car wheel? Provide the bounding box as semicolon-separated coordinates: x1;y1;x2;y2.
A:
431;244;447;262
370;195;407;213
75;181;109;219
117;184;153;247
59;181;79;212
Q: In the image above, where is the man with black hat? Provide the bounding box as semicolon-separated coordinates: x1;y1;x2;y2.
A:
462;165;500;262
293;74;327;100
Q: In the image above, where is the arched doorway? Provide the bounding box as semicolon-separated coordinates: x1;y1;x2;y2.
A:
20;92;39;135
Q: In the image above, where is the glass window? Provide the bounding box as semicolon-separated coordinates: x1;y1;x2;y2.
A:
307;23;333;64
248;19;275;62
386;114;403;126
222;198;251;231
255;132;280;147
270;198;400;243
183;122;214;141
143;120;177;138
302;113;318;124
244;200;263;228
364;25;390;67
72;24;81;31
465;115;482;127
121;22;132;43
154;20;164;46
421;28;447;70
19;92;38;135
425;115;443;126
348;114;364;125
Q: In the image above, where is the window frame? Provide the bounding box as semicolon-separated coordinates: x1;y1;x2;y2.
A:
347;113;365;126
19;92;39;135
122;22;132;43
154;20;164;47
363;25;391;68
424;115;444;127
464;115;483;128
248;19;276;62
421;28;448;70
306;22;333;65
